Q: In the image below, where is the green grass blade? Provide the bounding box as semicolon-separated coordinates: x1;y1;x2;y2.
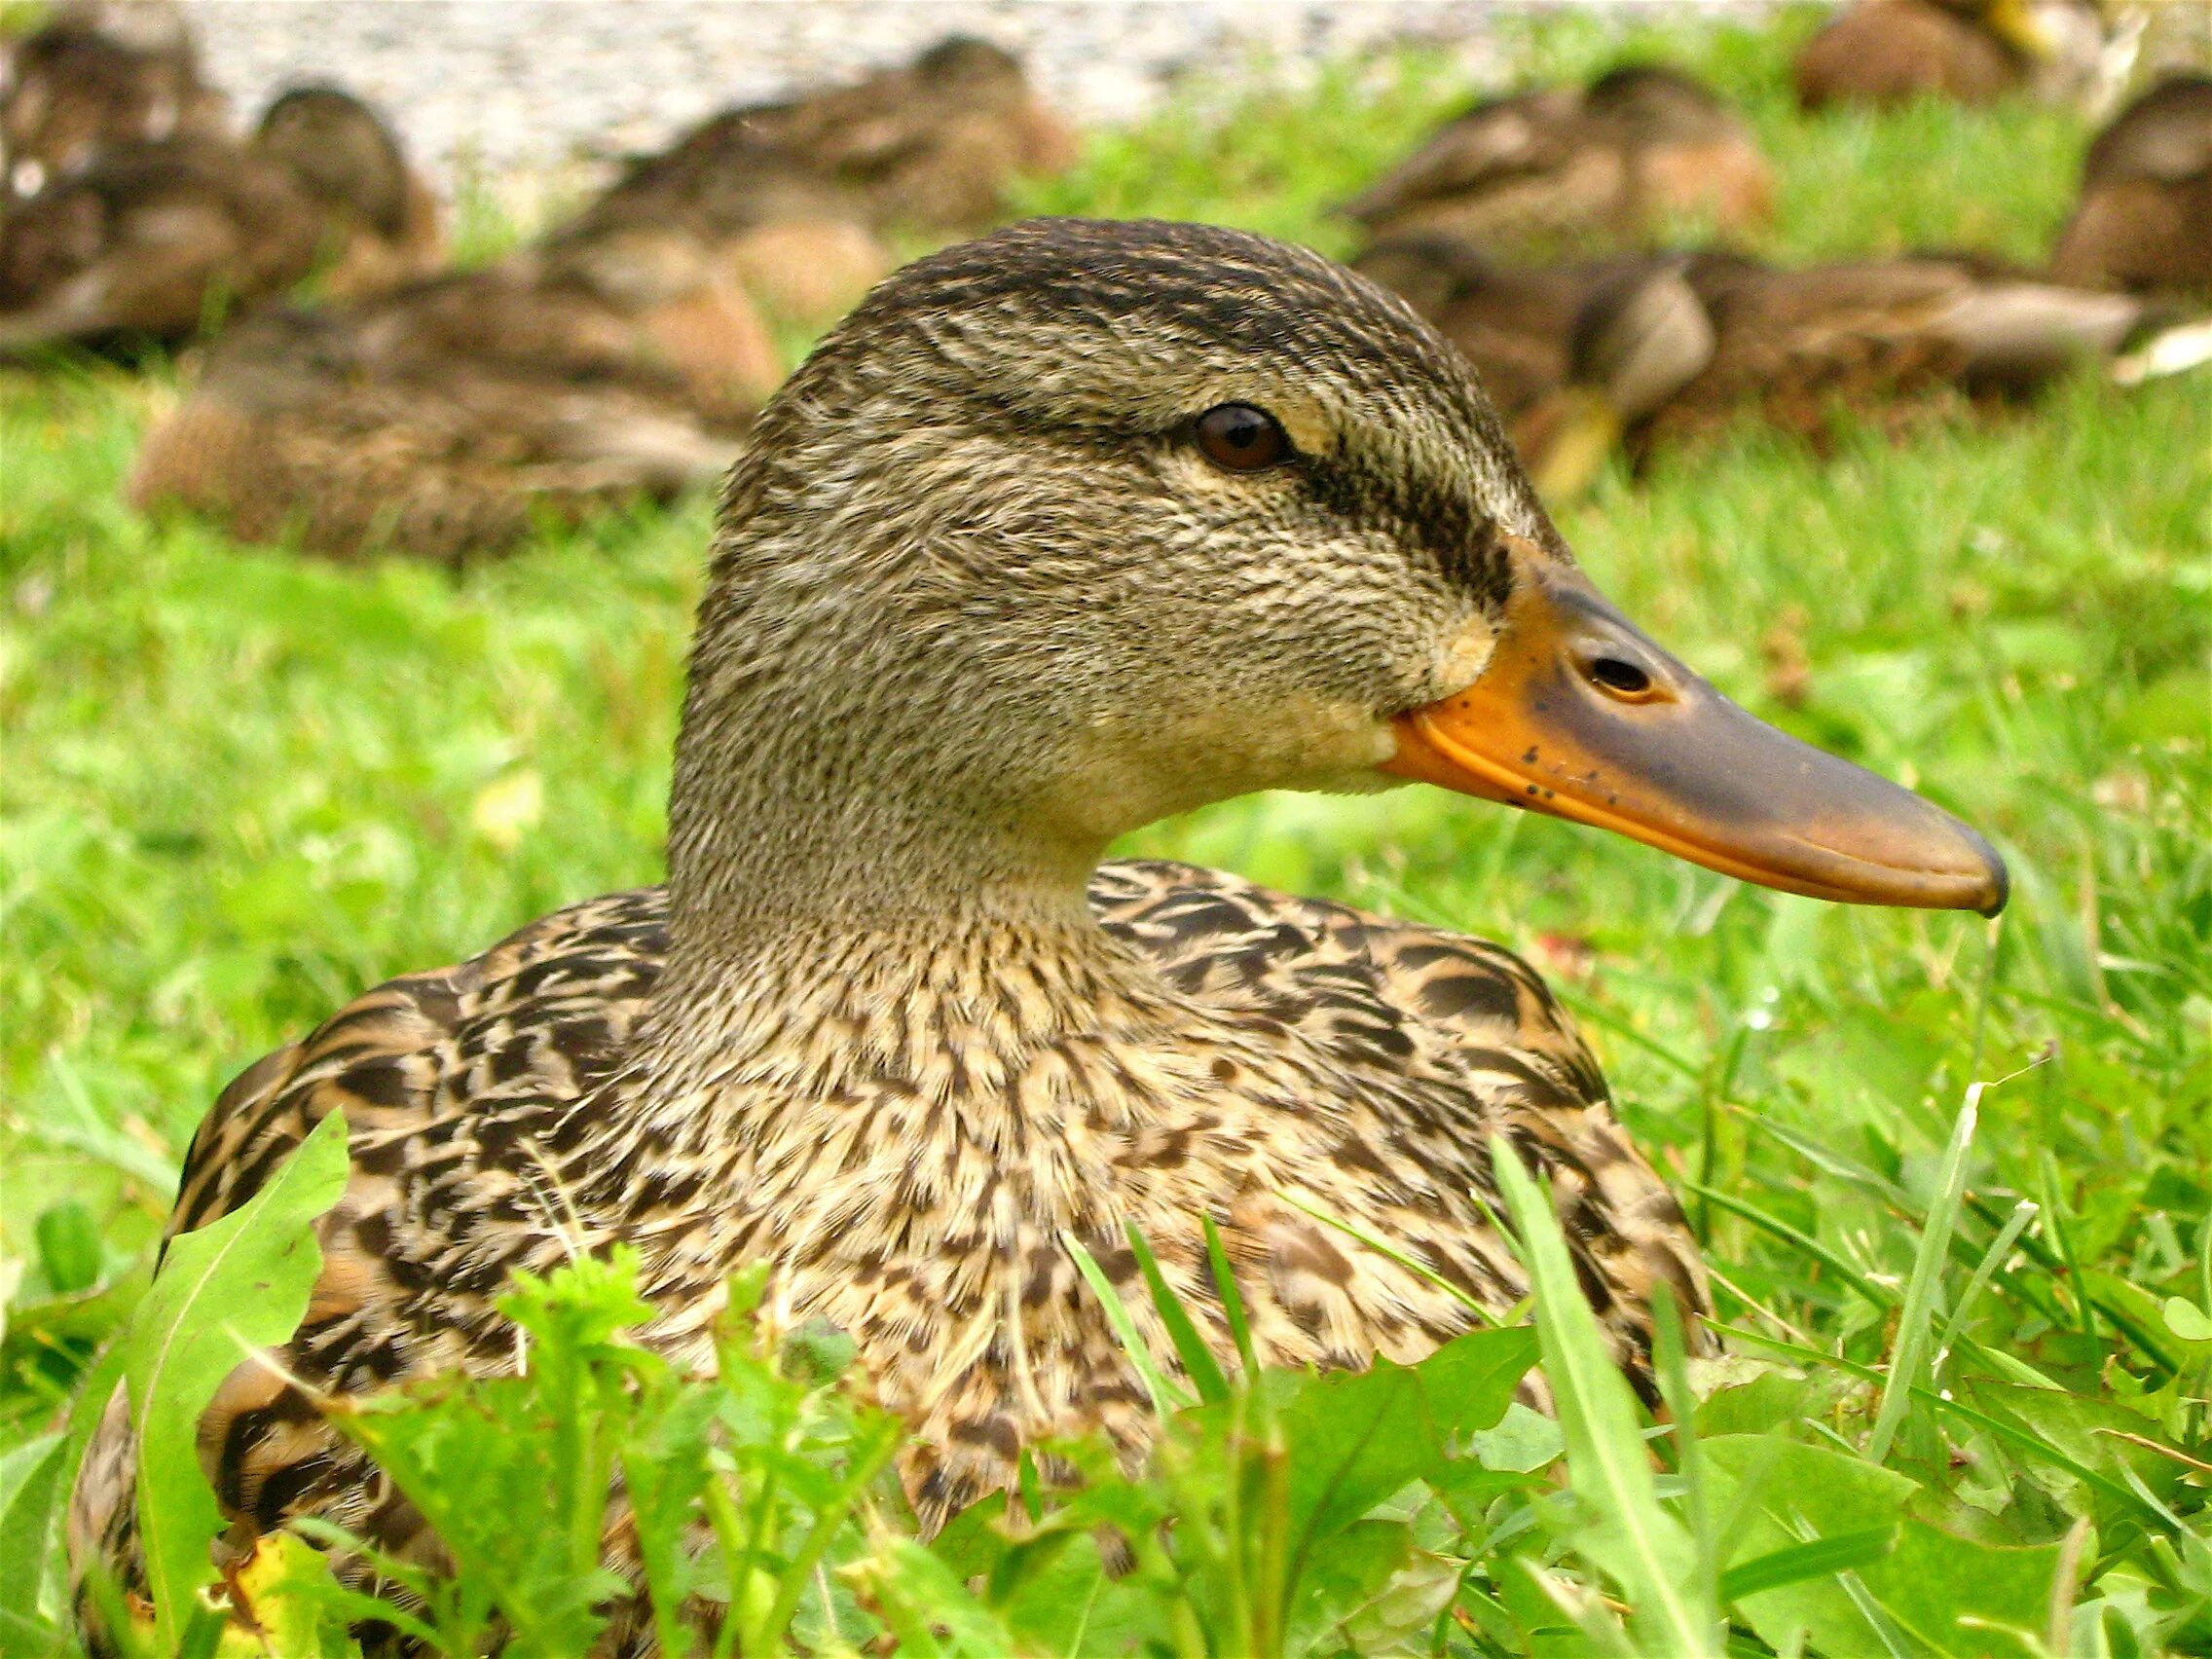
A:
1931;1198;2039;1390
1867;1090;1978;1464
1063;1233;1193;1418
1490;1135;1719;1658
1651;1283;1713;1609
1124;1222;1231;1405
1717;1526;1898;1602
1202;1216;1259;1379
1684;1183;1895;1311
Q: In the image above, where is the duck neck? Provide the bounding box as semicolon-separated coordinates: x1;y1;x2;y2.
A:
625;630;1179;1145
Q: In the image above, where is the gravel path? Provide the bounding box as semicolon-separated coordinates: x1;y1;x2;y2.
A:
176;1;1761;206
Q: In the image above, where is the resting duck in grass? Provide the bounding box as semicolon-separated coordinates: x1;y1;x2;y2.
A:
1792;0;2107;110
71;219;2007;1653
1500;248;2173;496
0;0;228;201
250;87;446;301
129;243;778;564
559;35;1075;328
1342;64;1772;261
2052;74;2212;299
1351;233;1647;466
0;87;438;354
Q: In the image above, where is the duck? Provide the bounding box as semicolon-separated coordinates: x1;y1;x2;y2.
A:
250;86;446;300
555;36;1076;328
1516;247;2168;496
2051;73;2212;298
1349;233;1649;467
699;34;1079;237
70;218;2008;1655
0;0;228;201
1341;64;1773;262
129;241;778;563
0;86;439;354
1792;0;2108;109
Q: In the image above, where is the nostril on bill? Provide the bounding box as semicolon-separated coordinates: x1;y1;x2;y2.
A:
1588;656;1653;697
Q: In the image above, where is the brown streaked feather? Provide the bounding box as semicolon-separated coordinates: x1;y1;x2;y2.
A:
72;865;1700;1653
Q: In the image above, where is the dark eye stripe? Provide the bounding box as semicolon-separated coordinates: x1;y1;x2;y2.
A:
1192;403;1291;472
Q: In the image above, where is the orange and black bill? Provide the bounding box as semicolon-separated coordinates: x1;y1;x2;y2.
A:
1387;537;2009;914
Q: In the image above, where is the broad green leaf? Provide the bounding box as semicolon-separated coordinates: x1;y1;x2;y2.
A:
1281;1519;1419;1656
2160;1297;2212;1344
1336;1543;1462;1656
1704;1435;1915;1654
1705;1432;2061;1657
1960;1379;2190;1513
34;1203;103;1296
1492;1136;1718;1657
125;1109;350;1654
1859;1519;2063;1659
844;1530;1018;1658
221;1530;361;1658
0;1433;66;1647
1463;1401;1565;1473
1278;1326;1535;1547
981;1524;1171;1658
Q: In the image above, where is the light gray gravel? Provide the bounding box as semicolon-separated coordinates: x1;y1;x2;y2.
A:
176;1;1767;210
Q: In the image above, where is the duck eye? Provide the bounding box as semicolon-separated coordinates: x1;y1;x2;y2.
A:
1192;403;1290;472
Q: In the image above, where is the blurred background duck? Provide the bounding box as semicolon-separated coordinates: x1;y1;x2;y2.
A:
253;86;446;300
1350;233;1646;464
1522;248;2172;495
1792;0;2113;109
0;0;226;201
1342;64;1772;261
129;239;777;564
0;84;439;354
722;34;1078;235
556;35;1075;328
2051;73;2212;297
73;222;2008;1655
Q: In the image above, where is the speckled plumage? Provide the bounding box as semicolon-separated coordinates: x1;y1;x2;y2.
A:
75;218;1709;1655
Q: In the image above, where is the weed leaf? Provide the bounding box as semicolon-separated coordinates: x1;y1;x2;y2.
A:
123;1109;349;1653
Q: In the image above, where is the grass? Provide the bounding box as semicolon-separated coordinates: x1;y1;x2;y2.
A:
4;8;2210;1654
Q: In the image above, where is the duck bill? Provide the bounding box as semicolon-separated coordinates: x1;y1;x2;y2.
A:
1384;541;2009;914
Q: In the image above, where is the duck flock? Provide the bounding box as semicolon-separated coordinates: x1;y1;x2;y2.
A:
2;0;2205;564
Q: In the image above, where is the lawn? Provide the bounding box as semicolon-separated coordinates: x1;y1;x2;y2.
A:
3;9;2209;1656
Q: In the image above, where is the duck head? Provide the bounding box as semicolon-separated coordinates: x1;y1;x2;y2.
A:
671;219;2006;942
254;86;412;238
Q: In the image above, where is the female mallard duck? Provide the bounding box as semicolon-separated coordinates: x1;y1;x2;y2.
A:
1792;0;2106;109
2051;73;2212;298
0;0;228;200
72;219;2006;1653
1342;64;1773;261
129;240;778;563
559;35;1075;328
732;34;1077;236
1518;247;2163;495
250;87;446;300
1350;233;1647;470
0;87;438;353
